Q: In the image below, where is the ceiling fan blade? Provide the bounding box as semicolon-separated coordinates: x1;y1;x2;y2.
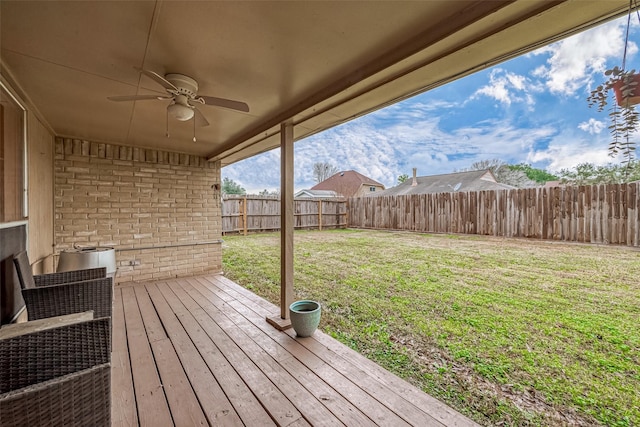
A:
198;95;249;113
194;107;210;127
135;67;177;91
107;95;172;102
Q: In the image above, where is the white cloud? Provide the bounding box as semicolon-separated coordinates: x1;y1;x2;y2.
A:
577;118;606;135
528;143;609;172
525;124;619;172
223;19;640;193
222;149;281;194
375;100;457;118
531;18;636;96
471;69;537;107
223;93;563;193
295;119;400;188
507;72;526;90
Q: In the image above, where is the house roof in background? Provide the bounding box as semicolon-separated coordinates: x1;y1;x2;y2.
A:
294;189;339;199
373;170;514;196
0;1;630;166
311;170;384;197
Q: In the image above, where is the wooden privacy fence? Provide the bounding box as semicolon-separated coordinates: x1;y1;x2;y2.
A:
222;196;347;234
348;183;640;246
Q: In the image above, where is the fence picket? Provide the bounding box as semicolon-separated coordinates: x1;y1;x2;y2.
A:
222;196;346;233
224;185;640;247
345;184;640;247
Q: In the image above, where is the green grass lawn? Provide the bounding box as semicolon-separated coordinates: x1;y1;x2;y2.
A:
222;229;640;426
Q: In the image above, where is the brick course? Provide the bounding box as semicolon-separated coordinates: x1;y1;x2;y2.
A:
54;137;222;283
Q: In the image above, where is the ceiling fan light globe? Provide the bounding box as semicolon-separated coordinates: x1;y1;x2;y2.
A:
167;103;194;121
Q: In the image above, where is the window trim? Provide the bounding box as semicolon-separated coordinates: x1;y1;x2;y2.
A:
0;79;28;219
0;220;28;230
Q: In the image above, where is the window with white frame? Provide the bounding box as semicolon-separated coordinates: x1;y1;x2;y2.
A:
1;83;26;223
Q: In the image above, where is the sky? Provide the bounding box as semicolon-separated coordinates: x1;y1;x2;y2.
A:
223;15;640;194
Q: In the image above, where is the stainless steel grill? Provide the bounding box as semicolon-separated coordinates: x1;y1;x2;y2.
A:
57;247;116;277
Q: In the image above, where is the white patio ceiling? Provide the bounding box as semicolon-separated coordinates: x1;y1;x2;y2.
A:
0;1;629;166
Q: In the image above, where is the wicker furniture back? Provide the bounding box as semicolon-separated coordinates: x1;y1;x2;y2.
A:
14;251;106;287
0;317;111;427
13;251;113;321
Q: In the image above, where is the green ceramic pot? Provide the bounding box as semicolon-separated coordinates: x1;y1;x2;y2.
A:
289;300;321;337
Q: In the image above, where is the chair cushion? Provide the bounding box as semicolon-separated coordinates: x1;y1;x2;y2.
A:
13;252;35;290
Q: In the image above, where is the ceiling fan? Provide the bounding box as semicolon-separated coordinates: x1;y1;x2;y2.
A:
107;68;249;131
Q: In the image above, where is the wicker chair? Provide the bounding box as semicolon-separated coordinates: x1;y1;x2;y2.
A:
0;317;111;427
13;251;113;321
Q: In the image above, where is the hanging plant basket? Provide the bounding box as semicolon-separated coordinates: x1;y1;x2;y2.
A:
613;73;640;107
585;0;640;168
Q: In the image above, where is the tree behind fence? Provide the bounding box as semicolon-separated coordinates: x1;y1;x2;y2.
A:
348;183;640;246
222;196;347;234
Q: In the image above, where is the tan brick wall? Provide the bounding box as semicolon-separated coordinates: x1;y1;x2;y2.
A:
54;137;222;284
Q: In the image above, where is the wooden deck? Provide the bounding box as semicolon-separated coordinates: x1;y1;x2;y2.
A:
111;274;478;427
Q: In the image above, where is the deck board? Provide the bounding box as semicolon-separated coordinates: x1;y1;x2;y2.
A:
179;278;368;427
134;287;208;426
145;283;245;427
112;274;479;427
158;281;302;426
149;338;208;426
111;288;137;427
121;287;173;427
210;275;467;425
170;280;330;426
188;277;411;426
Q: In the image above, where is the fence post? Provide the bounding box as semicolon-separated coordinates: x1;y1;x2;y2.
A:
345;198;349;228
318;200;323;231
242;196;248;236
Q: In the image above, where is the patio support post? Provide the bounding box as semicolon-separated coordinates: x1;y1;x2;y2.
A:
267;121;294;330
